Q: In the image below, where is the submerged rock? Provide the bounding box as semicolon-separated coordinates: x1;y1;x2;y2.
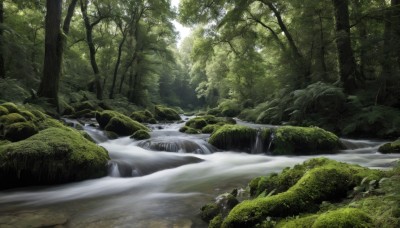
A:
138;138;216;154
131;130;151;140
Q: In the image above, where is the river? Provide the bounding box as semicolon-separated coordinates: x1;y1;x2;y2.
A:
0;117;399;227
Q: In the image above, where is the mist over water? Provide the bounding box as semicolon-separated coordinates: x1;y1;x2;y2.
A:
0;118;399;227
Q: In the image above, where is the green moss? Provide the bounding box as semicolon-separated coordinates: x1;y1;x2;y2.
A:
96;110;149;136
0;127;110;189
19;110;36;121
1;102;19;113
4;122;39;142
378;139;400;154
131;130;151;140
0;106;9;116
186;118;208;129
276;214;319;228
222;158;383;228
272;126;342;155
0;113;27;125
36;118;66;130
209;125;257;152
312;208;372;228
201;203;220;222
201;124;222;134
130;110;156;124
30;110;47;120
74;101;98;112
179;126;201;134
154;105;181;121
209;214;223;228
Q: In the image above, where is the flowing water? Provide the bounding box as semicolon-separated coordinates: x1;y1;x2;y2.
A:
0;117;399;227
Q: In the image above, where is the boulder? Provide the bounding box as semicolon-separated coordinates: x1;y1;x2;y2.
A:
96;110;149;136
378;139;400;154
154;105;181;121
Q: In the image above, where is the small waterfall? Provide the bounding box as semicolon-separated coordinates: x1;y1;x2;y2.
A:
108;161;121;177
251;129;264;154
266;132;275;154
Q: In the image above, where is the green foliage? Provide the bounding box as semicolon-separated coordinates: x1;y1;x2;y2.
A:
0;127;110;189
272;126;342;155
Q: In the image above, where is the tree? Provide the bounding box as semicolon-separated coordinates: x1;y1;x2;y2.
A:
0;0;5;79
332;0;359;93
37;0;63;109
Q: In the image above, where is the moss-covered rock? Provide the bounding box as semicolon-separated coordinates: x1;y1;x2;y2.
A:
186;118;208;129
312;208;372;228
131;130;151;140
0;113;27;125
209;125;257;152
271;126;342;155
209;214;223;228
0;106;9;116
201;124;222;134
201;203;220;222
222;158;383;227
276;214;319;228
0;127;110;189
96;110;148;136
179;126;201;134
201;193;239;223
130;110;157;124
1;102;20;113
154;105;181;121
378;139;400;154
4;122;39;142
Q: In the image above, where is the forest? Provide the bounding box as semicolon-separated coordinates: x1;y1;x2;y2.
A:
0;0;400;227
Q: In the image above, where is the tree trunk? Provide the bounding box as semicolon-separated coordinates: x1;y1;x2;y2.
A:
318;11;328;81
80;0;103;100
262;1;309;88
37;0;63;109
332;0;358;93
0;0;5;79
109;33;127;99
63;0;78;35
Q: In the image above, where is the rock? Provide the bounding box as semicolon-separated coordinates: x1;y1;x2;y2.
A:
208;125;257;152
96;110;148;136
130;110;157;124
0;113;27;125
131;130;151;140
312;208;372;227
0;209;68;228
200;193;239;223
222;158;383;227
0;106;9;116
154;105;181;121
179;126;200;134
0;127;110;189
4;122;39;142
0;102;19;113
378;139;400;154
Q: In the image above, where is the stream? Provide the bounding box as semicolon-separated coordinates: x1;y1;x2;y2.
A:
0;117;399;227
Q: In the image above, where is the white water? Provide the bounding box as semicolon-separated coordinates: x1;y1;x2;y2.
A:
0;119;399;227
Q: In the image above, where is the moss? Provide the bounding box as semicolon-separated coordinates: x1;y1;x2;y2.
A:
1;102;20;113
154;105;181;121
201;203;220;222
30;110;47;120
312;208;372;228
209;214;223;228
130;110;156;124
186;118;208;129
4;122;39;142
222;158;383;228
36;118;66;130
74;101;98;112
276;214;319;228
208;125;257;152
272;126;342;155
19;110;36;121
378;139;400;154
201;124;222;134
0;106;9;116
179;126;200;134
131;130;151;140
96;110;149;136
0;127;110;189
0;113;27;125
